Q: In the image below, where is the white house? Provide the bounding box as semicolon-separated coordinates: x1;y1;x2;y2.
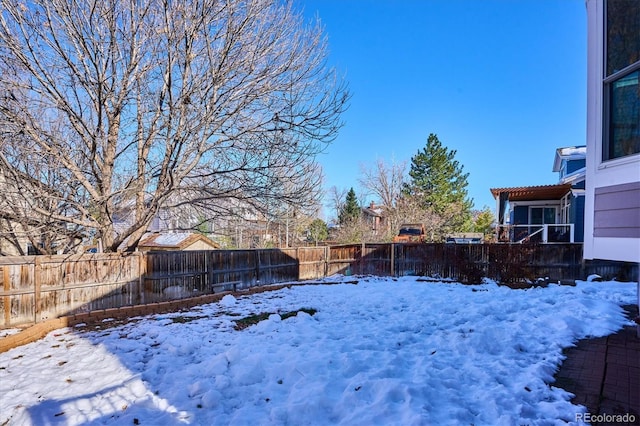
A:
584;0;640;264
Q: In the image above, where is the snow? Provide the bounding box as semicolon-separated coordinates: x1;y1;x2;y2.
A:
220;294;238;307
152;232;193;246
557;146;587;159
0;276;637;425
0;328;21;338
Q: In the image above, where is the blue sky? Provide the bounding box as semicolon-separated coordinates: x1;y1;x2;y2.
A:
300;0;587;215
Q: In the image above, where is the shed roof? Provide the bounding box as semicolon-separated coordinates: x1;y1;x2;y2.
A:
490;183;573;201
138;232;220;250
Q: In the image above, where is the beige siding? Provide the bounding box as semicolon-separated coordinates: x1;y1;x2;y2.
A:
593;182;640;238
184;240;217;251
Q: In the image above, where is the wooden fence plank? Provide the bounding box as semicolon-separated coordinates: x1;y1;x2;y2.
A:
34;257;41;324
2;266;9;327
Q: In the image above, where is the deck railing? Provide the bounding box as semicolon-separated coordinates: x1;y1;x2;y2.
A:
496;224;575;243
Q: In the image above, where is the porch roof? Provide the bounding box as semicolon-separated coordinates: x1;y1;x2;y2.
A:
490;183;572;201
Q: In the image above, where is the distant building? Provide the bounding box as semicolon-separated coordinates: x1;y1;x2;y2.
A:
445;233;483;244
553;146;587;243
111;195;271;250
137;232;220;252
361;202;388;235
584;0;639;264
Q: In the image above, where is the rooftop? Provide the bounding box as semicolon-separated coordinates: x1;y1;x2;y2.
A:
490;183;573;201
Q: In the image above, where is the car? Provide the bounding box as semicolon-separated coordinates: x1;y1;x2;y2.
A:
393;223;426;243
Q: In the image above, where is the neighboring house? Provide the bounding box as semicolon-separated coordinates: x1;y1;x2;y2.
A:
491;146;586;244
137;232;220;252
361;202;388;235
553;146;587;243
584;0;640;264
112;195;274;250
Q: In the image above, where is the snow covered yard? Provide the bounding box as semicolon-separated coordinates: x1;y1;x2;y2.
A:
0;276;636;425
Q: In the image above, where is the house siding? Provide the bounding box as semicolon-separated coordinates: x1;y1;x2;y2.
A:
185;240;219;251
570;195;585;243
567;159;586;175
593;182;640;238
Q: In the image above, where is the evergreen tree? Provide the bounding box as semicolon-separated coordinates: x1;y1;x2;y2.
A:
405;134;473;231
338;187;360;225
307;218;329;246
473;207;496;240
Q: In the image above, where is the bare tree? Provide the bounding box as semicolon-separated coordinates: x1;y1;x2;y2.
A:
325;185;348;224
0;0;349;252
0;134;85;255
358;158;406;209
358;157;407;238
331;216;371;244
357;157;465;242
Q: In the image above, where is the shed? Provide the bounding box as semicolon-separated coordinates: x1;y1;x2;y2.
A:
137;232;220;251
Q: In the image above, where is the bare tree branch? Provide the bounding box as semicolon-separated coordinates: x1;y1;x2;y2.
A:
0;0;349;252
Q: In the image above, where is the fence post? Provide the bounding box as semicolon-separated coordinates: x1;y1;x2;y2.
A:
324;246;329;278
138;252;145;305
390;243;395;277
3;266;10;327
295;247;300;281
256;250;260;286
570;224;575;243
34;256;41;324
207;251;215;289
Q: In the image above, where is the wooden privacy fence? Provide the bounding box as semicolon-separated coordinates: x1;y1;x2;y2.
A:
0;248;330;328
331;243;587;282
0;253;144;328
1;243;637;328
144;248;325;295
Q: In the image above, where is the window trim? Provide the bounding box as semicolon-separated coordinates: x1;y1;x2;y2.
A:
602;66;640;161
602;0;640;162
560;193;571;224
528;206;557;225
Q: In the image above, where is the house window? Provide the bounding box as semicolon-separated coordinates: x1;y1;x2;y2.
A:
603;0;640;161
530;207;556;225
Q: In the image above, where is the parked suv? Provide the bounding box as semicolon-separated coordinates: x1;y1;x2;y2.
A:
393;223;426;243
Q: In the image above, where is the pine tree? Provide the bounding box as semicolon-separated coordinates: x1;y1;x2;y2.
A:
338;187;360;225
308;218;328;246
473;207;496;240
405;134;473;231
